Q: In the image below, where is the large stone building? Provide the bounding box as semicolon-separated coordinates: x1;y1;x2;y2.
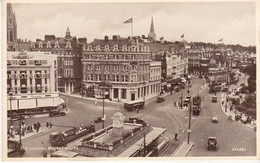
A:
7;51;64;114
82;35;161;102
30;28;85;93
7;3;18;51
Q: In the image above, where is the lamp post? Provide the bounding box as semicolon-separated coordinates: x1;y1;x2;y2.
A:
9;91;14;125
187;81;192;145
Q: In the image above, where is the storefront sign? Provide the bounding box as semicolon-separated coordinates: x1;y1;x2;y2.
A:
7;60;48;65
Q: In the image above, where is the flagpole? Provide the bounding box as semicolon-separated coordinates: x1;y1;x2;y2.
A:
131;19;133;37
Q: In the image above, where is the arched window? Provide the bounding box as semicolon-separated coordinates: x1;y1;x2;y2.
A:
122;45;127;51
39;41;43;48
96;45;100;51
55;41;60;48
113;45;118;51
47;41;51;48
88;45;93;51
31;43;35;48
65;41;71;48
131;45;136;51
105;45;110;51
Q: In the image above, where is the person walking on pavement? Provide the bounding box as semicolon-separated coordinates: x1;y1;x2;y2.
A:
136;108;139;114
175;133;178;140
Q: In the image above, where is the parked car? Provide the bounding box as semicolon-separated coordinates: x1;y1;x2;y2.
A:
212;117;218;123
94;116;103;123
235;112;242;121
212;96;217;102
222;87;228;92
207;137;218;150
241;114;249;124
156;97;165;103
49;111;66;117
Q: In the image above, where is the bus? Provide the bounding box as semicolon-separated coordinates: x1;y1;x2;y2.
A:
124;100;145;111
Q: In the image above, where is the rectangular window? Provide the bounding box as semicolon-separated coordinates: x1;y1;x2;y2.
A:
122;89;126;99
116;75;119;82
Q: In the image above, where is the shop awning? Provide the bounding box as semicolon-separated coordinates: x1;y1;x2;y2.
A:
7;99;18;110
19;99;37;109
53;97;65;107
37;98;54;107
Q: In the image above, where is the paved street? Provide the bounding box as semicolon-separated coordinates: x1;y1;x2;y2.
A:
187;83;256;156
9;75;256;157
12;76;205;157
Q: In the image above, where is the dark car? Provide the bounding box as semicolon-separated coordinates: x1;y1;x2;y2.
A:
175;87;181;92
94;116;103;123
49;111;66;117
222;87;228;92
212;96;217;102
207;137;217;150
156;97;165;103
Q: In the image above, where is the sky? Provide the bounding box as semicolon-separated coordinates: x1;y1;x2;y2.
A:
12;2;256;46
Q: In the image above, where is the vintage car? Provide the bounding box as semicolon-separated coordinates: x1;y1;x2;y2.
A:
235;112;242;121
49;111;66;117
94;116;103;123
212;96;217;102
241;114;249;124
222;87;228;92
156;97;165;103
212;117;218;123
207;137;218;150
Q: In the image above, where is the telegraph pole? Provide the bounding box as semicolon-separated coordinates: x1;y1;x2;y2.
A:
102;88;105;129
187;82;192;145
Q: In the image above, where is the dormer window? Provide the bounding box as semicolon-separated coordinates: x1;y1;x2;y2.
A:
140;46;144;52
55;41;60;48
105;45;110;51
65;41;71;48
87;45;93;51
31;43;35;48
47;41;51;48
113;45;118;51
122;45;127;51
96;45;100;51
131;45;136;52
39;41;43;48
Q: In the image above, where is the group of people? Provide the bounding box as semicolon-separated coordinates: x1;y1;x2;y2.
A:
7;122;43;139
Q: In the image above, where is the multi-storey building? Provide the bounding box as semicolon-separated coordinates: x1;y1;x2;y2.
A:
82;36;160;102
7;51;64;115
30;28;84;93
7;3;18;51
186;48;202;74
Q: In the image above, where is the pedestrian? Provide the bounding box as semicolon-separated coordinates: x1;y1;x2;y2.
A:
175;133;178;140
46;122;49;128
49;122;52;128
136;108;139;114
171;91;173;95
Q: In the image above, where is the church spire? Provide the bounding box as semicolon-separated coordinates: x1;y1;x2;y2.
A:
65;27;71;39
150;17;154;32
148;17;156;42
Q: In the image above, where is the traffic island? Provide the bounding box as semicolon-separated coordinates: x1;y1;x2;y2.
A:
173;142;193;157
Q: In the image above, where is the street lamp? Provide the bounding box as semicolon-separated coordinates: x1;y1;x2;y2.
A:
187;82;192;145
9;91;14;125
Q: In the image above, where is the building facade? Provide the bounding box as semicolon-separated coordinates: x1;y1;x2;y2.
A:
30;28;84;93
7;51;64;113
82;36;160;102
7;3;18;51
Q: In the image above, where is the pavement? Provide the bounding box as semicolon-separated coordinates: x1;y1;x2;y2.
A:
220;94;256;130
59;89;174;107
8;127;53;142
173;142;194;157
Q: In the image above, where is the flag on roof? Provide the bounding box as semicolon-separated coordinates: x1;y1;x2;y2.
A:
123;18;133;24
218;38;223;42
181;34;184;38
160;37;164;40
